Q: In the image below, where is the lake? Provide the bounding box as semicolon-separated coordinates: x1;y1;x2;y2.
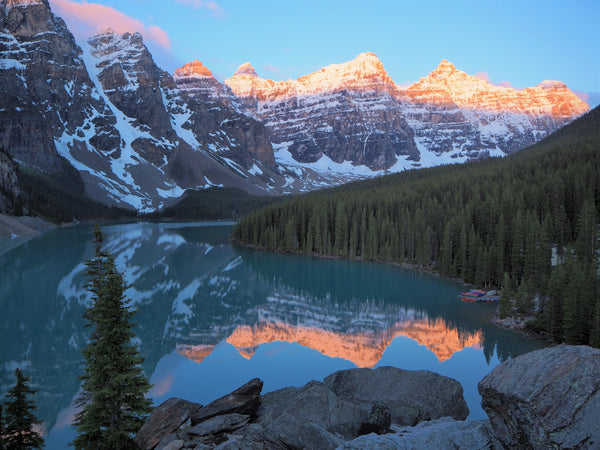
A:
0;222;545;448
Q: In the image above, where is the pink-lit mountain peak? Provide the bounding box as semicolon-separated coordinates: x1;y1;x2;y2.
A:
406;59;588;117
298;51;392;85
224;52;397;102
173;59;214;79
430;59;460;76
233;62;258;78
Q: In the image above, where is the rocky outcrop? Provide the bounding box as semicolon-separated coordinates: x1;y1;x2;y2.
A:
257;380;364;439
479;344;600;449
134;398;203;450
137;345;600;449
340;417;496;449
190;378;263;425
138;367;470;449
324;366;469;426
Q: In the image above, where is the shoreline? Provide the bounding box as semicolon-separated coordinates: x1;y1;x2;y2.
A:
0;213;58;240
232;239;552;345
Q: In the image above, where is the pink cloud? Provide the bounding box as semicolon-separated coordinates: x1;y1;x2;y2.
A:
174;0;226;18
49;0;171;49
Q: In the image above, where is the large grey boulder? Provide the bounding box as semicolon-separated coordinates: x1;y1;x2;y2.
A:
134;397;202;450
263;412;345;450
324;366;469;426
338;417;495;449
191;378;263;425
479;345;600;449
211;423;287;449
257;380;364;438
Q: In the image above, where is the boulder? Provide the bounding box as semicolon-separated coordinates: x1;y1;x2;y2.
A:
134;397;202;450
324;366;469;426
257;380;364;438
191;378;263;425
479;344;600;449
187;413;250;437
211;423;287;449
358;401;391;435
263;412;345;449
339;417;496;449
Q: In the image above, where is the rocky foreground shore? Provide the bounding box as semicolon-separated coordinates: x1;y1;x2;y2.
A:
135;345;599;449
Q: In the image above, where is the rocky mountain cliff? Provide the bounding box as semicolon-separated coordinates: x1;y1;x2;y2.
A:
222;53;587;176
0;0;283;211
0;0;589;211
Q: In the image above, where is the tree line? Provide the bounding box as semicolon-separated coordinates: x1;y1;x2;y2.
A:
233;107;600;348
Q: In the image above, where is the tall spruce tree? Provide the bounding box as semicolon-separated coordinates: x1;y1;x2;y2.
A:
0;403;4;450
3;368;44;449
73;227;153;449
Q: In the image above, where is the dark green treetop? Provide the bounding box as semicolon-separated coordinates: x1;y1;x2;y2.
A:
2;368;44;449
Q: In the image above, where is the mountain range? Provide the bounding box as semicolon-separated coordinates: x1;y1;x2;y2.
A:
0;0;589;211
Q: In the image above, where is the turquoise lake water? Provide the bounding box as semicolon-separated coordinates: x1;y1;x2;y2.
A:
0;222;545;448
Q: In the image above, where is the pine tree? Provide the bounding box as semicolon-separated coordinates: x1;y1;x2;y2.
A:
0;403;4;450
73;227;153;449
498;272;513;319
3;368;44;449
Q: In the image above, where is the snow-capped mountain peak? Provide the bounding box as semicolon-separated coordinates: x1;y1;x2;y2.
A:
173;60;214;79
4;0;44;9
0;0;590;210
233;62;258;78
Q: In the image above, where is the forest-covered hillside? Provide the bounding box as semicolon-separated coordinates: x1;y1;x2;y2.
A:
148;187;284;221
1;149;136;223
233;107;600;347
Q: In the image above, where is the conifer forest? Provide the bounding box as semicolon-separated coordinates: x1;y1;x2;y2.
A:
234;107;600;348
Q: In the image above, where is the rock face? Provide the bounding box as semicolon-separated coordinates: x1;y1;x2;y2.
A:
0;1;282;211
134;398;202;450
257;380;364;439
225;53;419;170
324;366;469;426
223;53;588;174
0;0;589;210
172;61;276;171
479;344;600;449
0;150;23;214
190;378;263;425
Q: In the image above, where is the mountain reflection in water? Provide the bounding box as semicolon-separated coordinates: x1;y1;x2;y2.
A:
0;222;545;448
178;312;483;368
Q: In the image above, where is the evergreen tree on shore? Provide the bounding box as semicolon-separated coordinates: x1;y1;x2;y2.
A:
73;227;153;449
2;368;44;449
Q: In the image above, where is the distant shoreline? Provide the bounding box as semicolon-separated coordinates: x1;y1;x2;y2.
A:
0;214;57;240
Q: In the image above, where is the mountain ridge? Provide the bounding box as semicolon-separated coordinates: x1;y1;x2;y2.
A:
0;0;590;213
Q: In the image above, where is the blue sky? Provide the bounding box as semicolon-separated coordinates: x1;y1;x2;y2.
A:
50;0;599;106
